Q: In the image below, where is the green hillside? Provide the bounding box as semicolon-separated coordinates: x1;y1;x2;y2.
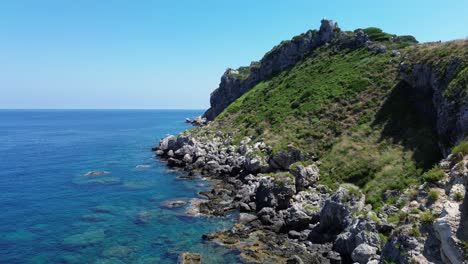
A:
202;33;467;209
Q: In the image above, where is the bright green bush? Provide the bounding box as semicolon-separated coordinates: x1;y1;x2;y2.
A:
428;190;439;201
423;166;446;183
420;210;436;224
362;27;393;41
454;192;464;202
451;140;468;155
409;224;421;237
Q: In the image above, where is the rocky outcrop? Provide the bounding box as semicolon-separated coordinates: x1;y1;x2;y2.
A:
319;186;365;235
399;60;468;155
434;154;467;264
185;116;208;127
351;243;378;264
381;153;467;263
290;163;320;192
203;19;340;120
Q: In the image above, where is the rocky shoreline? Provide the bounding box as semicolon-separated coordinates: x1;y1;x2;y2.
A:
153;128;467;263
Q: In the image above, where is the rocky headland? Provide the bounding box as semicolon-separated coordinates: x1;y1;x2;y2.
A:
154;20;467;263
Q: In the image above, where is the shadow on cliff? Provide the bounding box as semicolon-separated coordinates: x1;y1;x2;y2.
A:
372;81;442;169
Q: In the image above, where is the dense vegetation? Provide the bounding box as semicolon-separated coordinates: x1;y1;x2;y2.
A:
204;29;467;209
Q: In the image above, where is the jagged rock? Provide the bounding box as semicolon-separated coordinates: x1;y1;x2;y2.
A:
183;154;193;164
238;213;258;225
269;147;305;170
167;150;175;157
326;251;342;264
286;255;304;264
257;207;277;225
432;154;467;264
205;160;220;171
284;204;312;231
255;177;278;211
351;243;377;264
333;218;381;262
290;164;320;192
239;202;251;212
257;207;284;232
192;157;205;168
369;44;387;53
167;157;183;167
160;135;177;151
337;30;369;49
434;201;465;264
245;155;268;173
273;175;297;210
320;186;365;234
288;230;302;239
185;116;207;127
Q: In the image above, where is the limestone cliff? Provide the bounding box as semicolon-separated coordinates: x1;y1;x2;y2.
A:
399;55;468;156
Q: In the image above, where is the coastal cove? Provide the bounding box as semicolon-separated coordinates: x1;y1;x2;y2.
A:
0;110;242;263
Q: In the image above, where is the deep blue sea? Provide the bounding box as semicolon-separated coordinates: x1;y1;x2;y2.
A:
0;110;241;264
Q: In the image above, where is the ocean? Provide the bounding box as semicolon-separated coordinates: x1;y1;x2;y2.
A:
0;110;241;263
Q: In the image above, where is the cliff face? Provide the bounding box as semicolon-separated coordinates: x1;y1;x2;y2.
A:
203;19;339;120
400;53;468;156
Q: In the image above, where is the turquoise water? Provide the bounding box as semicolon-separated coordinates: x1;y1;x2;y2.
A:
0;110;240;263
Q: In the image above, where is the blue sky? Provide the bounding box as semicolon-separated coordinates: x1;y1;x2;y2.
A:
1;0;467;109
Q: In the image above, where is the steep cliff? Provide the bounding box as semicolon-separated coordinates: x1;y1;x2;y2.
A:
399;41;468;155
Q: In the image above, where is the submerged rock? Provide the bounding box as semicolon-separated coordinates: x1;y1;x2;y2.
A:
135;165;151;169
178;252;202;264
134;211;153;225
83;171;110;177
80;213;111;222
62;229;105;248
161;199;188;208
102;245;133;258
74;176;121;186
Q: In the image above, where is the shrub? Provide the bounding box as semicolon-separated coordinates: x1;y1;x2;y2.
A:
454;192;464;202
394;35;418;43
361;27;393;41
370;214;380;223
378;232;388;244
452;140;468;155
304;204;320;213
423;166;446;183
428;190;439;201
408;189;419;200
409;224;421;237
420;210;436;224
459;240;468;260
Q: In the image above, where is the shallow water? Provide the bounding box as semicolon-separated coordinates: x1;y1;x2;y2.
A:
0;110;241;263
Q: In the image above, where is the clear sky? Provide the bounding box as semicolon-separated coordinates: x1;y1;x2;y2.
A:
1;0;467;109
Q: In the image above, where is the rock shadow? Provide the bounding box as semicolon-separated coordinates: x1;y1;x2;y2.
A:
372;81;442;169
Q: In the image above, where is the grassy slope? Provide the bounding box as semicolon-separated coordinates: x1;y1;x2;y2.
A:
206;35;467;209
